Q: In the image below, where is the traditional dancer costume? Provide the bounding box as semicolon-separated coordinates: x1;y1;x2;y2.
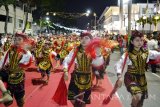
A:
35;40;44;65
59;42;69;64
0;33;32;107
115;31;160;107
63;33;104;106
38;42;59;82
64;45;92;104
92;47;105;81
3;38;11;52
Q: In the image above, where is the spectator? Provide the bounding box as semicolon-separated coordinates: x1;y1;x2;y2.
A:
118;35;126;55
148;32;159;73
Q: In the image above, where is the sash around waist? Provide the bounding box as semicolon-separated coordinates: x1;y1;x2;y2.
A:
73;70;91;90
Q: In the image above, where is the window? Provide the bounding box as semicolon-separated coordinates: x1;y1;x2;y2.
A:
0;15;12;23
19;19;23;28
142;8;146;14
0;15;6;21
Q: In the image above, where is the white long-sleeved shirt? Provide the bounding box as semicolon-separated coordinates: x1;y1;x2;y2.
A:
115;50;160;74
63;49;104;70
147;39;158;50
0;50;32;69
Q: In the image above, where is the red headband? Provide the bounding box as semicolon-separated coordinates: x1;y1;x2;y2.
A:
132;30;143;38
15;32;28;40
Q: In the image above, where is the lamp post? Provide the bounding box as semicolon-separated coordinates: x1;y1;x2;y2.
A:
94;13;97;30
86;10;91;16
86;10;97;30
128;0;132;37
135;15;139;30
119;0;123;34
142;16;147;33
122;0;132;36
46;17;50;34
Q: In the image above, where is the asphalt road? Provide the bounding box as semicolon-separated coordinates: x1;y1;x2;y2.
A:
106;51;160;107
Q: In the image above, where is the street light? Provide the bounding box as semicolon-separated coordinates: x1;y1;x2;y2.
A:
46;17;50;34
46;17;50;21
87;10;91;14
86;9;91;16
53;13;56;16
46;12;49;15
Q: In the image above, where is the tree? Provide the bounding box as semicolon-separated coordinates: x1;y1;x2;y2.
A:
146;16;152;33
20;0;38;33
13;0;17;34
136;17;147;33
21;0;65;33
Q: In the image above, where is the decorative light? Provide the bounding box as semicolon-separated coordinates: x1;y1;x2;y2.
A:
53;13;56;16
86;13;89;17
86;10;91;14
85;9;91;16
46;17;50;21
46;12;49;15
34;22;37;25
143;16;147;20
155;16;159;20
93;13;97;17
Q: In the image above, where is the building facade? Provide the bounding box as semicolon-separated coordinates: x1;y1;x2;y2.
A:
98;3;160;34
0;3;33;34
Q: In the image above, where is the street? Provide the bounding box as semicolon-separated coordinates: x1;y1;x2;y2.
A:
107;51;160;107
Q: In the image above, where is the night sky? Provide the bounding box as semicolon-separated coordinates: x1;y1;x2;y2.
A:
65;0;117;29
63;0;156;29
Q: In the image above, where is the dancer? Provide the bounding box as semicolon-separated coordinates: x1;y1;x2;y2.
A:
115;31;160;107
3;37;12;52
0;33;32;107
35;38;44;66
91;45;105;87
38;41;60;83
63;32;104;107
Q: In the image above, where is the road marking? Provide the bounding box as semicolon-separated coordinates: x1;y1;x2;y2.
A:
152;73;160;79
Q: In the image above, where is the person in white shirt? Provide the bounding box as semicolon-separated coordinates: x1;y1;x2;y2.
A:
147;33;158;73
0;33;32;107
115;31;160;107
63;32;105;107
